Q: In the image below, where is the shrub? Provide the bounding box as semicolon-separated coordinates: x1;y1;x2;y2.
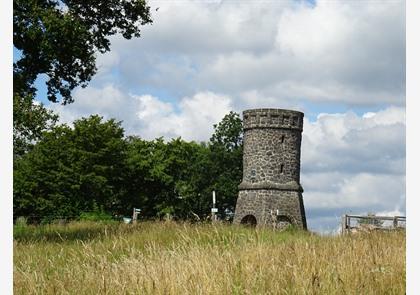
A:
79;211;113;222
15;216;27;227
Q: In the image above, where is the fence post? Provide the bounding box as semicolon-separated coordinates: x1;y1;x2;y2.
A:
132;208;136;223
393;216;398;229
341;214;347;235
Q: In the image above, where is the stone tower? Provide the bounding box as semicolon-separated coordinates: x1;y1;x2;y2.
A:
233;108;307;229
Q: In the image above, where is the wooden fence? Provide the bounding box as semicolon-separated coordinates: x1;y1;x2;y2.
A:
341;214;406;234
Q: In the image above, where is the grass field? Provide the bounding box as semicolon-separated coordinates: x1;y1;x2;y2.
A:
14;221;405;294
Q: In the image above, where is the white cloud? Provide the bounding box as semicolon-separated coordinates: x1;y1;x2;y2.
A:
134;91;233;141
303;172;405;210
93;0;405;108
276;1;353;56
49;84;138;129
301;106;406;231
302;106;405;174
50;85;233;141
136;94;173;119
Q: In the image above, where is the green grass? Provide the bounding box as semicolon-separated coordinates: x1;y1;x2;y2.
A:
14;221;405;294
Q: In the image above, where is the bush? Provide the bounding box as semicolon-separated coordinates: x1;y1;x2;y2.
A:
15;216;28;227
79;211;113;222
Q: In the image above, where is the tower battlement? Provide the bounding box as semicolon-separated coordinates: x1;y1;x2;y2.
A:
243;108;303;131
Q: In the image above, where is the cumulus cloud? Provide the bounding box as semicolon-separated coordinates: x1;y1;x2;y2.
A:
303;172;405;210
301;106;406;231
49;84;140;131
92;0;405;108
135;91;233;140
302;106;405;174
50;85;233;141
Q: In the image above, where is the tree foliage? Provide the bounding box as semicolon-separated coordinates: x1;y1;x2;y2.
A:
124;137;212;218
209;111;243;215
210;111;243;150
14;112;244;222
13;0;153;160
14;115;127;221
13;0;153;104
13;94;58;157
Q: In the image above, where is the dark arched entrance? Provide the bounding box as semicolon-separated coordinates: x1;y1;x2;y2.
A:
240;215;257;227
276;215;292;230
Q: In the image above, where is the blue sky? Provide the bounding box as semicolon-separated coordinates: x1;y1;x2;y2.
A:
14;0;406;233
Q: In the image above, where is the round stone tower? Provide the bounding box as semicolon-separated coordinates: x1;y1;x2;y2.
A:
233;108;307;229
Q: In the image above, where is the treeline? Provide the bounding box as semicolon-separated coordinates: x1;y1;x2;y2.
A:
13;112;243;223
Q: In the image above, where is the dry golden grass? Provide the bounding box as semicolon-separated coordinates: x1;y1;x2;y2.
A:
14;221;405;294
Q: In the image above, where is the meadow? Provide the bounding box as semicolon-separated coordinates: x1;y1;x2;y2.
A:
14;221;405;294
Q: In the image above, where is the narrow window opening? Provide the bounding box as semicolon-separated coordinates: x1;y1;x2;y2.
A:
281;135;285;144
280;164;284;174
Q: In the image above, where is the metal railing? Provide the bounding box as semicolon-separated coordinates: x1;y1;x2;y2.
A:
341;214;406;234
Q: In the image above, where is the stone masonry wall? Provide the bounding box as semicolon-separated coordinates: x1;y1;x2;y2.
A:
240;128;302;187
234;190;307;229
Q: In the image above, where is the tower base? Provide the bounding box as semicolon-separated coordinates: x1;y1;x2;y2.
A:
233;189;307;230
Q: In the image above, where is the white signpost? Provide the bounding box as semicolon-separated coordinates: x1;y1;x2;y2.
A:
211;190;217;221
132;208;141;223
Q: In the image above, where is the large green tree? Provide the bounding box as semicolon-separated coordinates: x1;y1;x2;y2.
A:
124;137;211;219
13;94;58;157
14;115;127;221
208;111;243;217
14;0;153;104
210;111;243;150
123;112;243;220
13;0;153;158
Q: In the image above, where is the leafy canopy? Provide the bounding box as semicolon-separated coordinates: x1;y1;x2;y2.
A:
209;111;243;214
210;111;243;150
13;0;153;157
14;0;153;104
14;111;244;222
13;94;58;157
14;115;127;220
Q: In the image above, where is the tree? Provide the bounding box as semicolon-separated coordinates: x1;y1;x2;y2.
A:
14;0;153;104
14;115;127;221
14;123;76;220
13;94;58;157
210;111;243;150
208;111;243;217
124;136;170;217
13;0;153;159
124;136;212;219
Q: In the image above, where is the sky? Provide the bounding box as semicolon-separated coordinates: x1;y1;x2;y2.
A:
22;0;405;233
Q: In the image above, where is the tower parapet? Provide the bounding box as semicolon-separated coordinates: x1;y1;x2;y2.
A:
242;108;303;131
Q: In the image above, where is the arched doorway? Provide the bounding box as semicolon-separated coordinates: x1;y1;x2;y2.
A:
240;215;257;227
276;215;292;230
